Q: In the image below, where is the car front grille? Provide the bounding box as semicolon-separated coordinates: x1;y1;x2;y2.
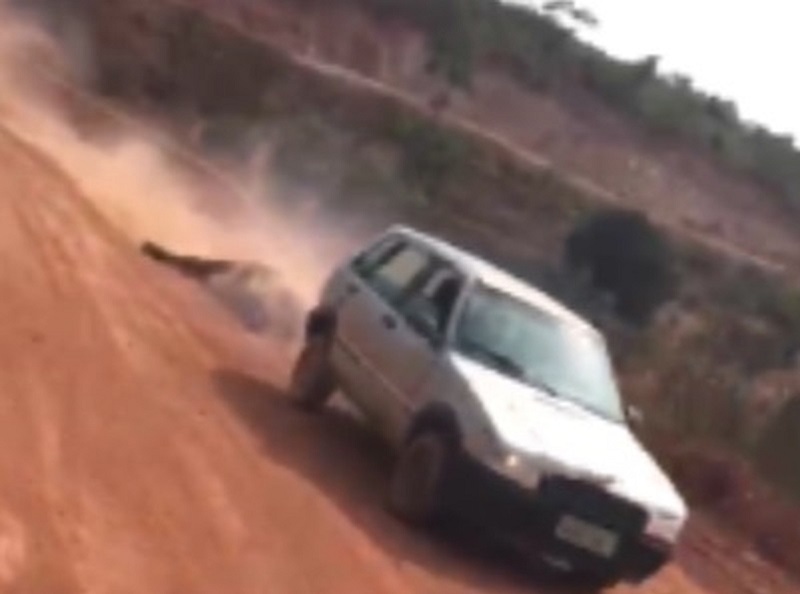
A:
450;456;655;574
530;475;649;568
537;475;648;537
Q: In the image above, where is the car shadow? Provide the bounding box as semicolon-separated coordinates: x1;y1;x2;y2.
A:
212;368;599;594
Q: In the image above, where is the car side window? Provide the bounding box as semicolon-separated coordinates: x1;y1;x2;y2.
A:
366;243;431;304
401;263;464;339
352;236;402;278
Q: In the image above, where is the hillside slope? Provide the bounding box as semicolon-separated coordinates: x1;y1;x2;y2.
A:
174;0;800;275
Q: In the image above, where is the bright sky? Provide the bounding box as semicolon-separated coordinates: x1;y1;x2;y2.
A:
513;0;800;142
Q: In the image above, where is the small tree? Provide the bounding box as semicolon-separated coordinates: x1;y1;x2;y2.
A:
398;123;467;196
566;208;677;323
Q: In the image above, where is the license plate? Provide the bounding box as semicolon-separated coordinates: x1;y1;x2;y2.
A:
555;515;619;558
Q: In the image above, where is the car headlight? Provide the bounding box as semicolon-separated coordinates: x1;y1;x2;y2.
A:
645;508;687;544
496;450;542;490
503;452;522;471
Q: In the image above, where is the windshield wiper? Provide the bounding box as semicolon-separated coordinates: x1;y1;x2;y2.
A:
535;386;611;421
464;343;526;378
461;342;569;401
522;375;562;400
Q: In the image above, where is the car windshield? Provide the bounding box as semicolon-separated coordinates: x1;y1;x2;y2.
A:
454;285;624;422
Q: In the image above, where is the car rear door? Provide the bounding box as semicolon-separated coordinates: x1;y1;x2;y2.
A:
332;238;433;437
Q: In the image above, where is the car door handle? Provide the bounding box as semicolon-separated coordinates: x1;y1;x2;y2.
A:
382;314;397;330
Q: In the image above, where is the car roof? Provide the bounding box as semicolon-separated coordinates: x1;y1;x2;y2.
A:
390;225;599;336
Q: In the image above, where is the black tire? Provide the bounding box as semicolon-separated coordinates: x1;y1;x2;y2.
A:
288;336;335;412
389;430;454;524
572;570;620;592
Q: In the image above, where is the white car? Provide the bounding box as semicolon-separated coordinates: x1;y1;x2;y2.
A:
289;225;687;586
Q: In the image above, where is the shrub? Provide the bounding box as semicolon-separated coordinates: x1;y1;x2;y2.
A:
396;122;469;196
307;0;800;210
566;208;677;323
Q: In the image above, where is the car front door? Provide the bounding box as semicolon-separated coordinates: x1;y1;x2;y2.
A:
388;261;465;421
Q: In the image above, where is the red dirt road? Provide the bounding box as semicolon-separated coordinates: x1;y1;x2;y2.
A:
0;116;796;594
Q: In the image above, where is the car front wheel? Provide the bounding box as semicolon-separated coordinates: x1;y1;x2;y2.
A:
573;570;620;592
389;430;454;524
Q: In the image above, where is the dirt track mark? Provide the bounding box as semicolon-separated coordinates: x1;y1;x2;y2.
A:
0;510;26;585
0;119;418;594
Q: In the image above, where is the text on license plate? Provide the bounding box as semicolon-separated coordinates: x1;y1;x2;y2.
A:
555;515;619;558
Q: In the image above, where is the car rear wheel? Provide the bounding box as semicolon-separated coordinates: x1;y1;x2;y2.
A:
572;569;620;591
389;430;453;524
572;571;620;592
289;336;335;412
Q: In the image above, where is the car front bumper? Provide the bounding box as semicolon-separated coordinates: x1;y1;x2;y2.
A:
444;454;672;582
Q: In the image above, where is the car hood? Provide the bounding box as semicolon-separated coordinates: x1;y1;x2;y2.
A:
451;354;687;519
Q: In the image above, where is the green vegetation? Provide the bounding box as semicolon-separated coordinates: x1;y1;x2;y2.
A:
386;117;470;197
566;208;677;323
306;0;800;210
93;5;291;116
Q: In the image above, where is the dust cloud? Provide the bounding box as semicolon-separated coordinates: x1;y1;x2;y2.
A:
0;1;361;323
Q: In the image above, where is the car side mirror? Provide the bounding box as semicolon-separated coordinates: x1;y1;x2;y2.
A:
406;309;445;349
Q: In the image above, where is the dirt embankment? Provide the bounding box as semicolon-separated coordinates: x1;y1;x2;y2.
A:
165;0;800;275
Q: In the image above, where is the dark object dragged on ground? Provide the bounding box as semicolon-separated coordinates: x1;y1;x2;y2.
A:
141;241;233;280
141;241;303;340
